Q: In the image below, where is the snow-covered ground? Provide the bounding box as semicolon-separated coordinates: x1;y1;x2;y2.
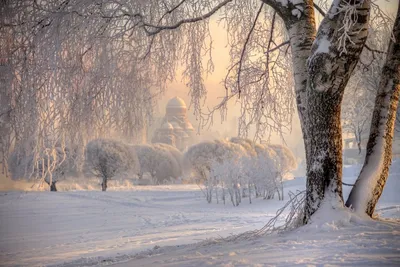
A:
0;165;399;266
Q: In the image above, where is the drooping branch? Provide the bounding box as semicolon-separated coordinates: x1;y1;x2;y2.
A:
140;0;233;35
237;3;264;96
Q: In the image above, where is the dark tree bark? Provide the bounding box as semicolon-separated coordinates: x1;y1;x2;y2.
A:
346;4;400;216
50;181;57;192
45;180;58;192
304;87;344;220
101;177;107;191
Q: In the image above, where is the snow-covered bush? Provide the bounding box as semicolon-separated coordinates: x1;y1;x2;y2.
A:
183;139;245;183
134;144;159;180
229;137;257;158
84;139;140;191
151;144;181;184
134;143;182;184
187;138;296;205
209;157;242;206
267;144;297;176
8;144;76;191
153;143;183;177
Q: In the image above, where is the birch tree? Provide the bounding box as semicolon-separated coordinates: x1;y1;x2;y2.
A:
341;15;392;155
346;5;400;216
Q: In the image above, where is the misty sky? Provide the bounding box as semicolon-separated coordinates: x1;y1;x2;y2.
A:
154;0;399;158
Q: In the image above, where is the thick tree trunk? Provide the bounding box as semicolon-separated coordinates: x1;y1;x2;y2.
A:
303;92;344;221
285;0;317;167
302;0;371;222
346;5;400;216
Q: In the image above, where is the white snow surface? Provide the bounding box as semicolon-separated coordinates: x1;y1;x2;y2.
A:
0;167;399;266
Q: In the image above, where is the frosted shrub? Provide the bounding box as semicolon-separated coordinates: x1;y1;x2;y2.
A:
209;158;242;206
134;143;182;184
84;139;140;191
186;138;296;205
183;139;245;183
8;144;76;191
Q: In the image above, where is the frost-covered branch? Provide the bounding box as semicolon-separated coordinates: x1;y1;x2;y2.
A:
140;0;233;35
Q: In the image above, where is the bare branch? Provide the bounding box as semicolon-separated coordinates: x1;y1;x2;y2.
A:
364;44;387;55
141;0;233;35
314;3;326;17
237;3;264;96
266;41;289;54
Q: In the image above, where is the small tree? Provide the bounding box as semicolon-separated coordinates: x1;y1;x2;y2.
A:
210;158;242;206
245;144;281;200
8;144;74;192
84;139;139;191
152;144;181;184
135;143;182;184
134;144;160;180
183;140;245;183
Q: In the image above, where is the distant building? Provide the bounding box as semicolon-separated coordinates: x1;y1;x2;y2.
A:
343;129;400;164
151;97;195;151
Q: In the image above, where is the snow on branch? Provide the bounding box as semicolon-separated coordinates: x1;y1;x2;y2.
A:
333;0;364;55
139;0;233;35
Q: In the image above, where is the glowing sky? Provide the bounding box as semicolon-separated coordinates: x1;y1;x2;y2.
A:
155;0;399;157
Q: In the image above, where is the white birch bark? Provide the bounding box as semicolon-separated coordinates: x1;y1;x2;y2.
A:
302;0;371;221
346;4;400;216
285;0;317;166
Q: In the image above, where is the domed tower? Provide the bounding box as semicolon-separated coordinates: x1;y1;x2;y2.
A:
165;97;194;137
152;121;176;146
152;97;195;150
166;97;187;118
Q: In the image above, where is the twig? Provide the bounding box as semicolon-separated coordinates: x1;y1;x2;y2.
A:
237;3;264;97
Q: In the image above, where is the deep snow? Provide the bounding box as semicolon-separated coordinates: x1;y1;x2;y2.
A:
0;164;399;266
0;184;293;266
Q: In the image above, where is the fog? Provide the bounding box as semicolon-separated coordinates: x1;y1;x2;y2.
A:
156;16;304;160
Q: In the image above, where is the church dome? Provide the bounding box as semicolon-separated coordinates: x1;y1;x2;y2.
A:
166;97;187;109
